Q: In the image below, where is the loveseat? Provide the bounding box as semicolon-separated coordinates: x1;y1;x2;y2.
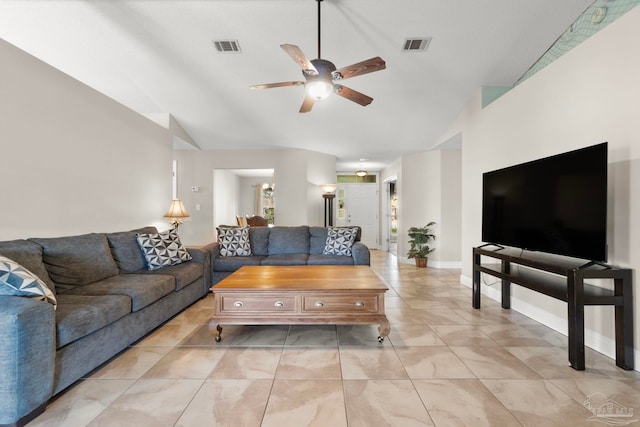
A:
205;226;370;286
0;227;210;427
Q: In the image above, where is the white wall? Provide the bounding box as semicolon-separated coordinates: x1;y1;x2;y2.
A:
442;7;640;361
173;149;336;246
0;38;172;239
238;175;271;218
212;169;239;230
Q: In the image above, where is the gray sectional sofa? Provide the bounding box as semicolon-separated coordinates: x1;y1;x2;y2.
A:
0;227;210;427
205;226;370;286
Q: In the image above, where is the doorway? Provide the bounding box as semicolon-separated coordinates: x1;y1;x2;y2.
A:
336;182;378;249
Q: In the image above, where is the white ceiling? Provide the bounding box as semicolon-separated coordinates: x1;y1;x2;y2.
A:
0;0;593;171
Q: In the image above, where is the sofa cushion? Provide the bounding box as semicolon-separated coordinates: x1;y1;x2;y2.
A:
307;254;356;266
0;239;56;296
29;233;119;290
261;253;309;266
249;227;270;256
136;229;192;270
107;226;158;273
309;227;328;254
55;294;131;348
64;274;174;312
217;227;252;257
268;226;309;255
134;261;203;291
323;227;358;256
214;255;265;272
0;255;57;308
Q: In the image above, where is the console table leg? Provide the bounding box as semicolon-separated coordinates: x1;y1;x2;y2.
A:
615;271;634;370
567;271;585;370
473;251;481;309
501;261;511;309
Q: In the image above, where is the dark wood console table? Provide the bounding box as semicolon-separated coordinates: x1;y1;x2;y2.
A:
472;246;633;371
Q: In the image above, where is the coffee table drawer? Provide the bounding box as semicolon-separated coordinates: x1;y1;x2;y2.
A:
302;295;379;313
220;295;296;313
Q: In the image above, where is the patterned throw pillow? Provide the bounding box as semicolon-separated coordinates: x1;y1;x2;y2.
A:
0;255;57;308
136;229;192;271
217;226;252;257
323;227;358;256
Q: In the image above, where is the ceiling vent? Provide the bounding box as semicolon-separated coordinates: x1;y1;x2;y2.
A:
213;40;241;53
402;37;432;52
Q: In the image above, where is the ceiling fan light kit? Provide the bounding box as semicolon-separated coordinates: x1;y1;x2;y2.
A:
250;0;386;113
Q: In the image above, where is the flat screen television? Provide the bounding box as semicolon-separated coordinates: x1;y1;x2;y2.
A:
482;142;608;262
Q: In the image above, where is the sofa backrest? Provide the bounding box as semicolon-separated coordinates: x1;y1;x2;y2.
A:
248;227;271;256
0;239;56;296
29;233;119;292
268;226;310;255
106;226;158;273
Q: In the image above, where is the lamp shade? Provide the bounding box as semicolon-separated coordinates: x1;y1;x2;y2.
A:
163;199;190;227
320;184;338;194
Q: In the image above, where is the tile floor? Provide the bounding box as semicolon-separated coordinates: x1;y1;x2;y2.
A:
28;250;640;426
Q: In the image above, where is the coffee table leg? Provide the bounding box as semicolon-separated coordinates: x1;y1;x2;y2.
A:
209;320;223;342
377;316;391;343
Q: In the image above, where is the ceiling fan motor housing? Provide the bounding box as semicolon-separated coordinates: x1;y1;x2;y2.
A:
304;58;339;80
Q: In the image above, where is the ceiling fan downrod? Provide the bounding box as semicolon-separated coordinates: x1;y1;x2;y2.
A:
317;0;322;59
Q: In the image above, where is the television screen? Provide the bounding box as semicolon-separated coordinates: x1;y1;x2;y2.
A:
482;142;608;261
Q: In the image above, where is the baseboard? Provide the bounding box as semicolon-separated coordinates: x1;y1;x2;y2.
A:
460;274;638;372
398;256;461;269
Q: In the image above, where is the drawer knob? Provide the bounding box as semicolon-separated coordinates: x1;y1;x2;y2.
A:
274;301;284;307
233;301;244;308
355;301;365;307
315;301;324;307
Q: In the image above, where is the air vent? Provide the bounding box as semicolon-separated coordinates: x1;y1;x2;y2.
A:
402;37;432;52
213;40;241;53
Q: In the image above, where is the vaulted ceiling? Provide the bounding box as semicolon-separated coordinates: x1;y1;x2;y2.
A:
0;0;594;171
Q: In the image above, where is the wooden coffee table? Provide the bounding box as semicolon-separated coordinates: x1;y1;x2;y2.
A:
209;265;390;343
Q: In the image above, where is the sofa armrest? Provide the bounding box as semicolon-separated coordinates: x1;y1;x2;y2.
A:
200;242;220;287
0;297;55;426
352;242;370;265
187;247;212;294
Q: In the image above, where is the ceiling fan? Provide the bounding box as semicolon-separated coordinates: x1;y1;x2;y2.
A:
250;0;386;113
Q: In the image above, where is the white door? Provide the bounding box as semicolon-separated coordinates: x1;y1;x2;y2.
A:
336;183;378;248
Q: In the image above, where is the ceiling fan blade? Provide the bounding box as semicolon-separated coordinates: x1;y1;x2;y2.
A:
299;96;315;113
250;81;304;90
280;44;318;75
335;85;374;107
335;57;386;80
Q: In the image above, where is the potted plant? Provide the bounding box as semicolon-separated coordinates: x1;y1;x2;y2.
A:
407;222;436;268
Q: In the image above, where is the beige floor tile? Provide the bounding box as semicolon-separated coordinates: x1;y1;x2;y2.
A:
482;379;595;426
506;346;608;379
87;379;203;427
387;324;445;346
414;379;521;426
208;347;282;379
88;346;172;380
175;379;272;427
284;325;337;346
551;377;640;413
276;347;341;379
229;325;289;346
167;307;213;324
396;346;476;379
344;380;434;426
134;323;199;347
431;324;498;347
340;347;409;379
478;324;556;347
142;346;226;379
262;380;347;427
450;346;542;379
28;379;134;427
337;324;392;346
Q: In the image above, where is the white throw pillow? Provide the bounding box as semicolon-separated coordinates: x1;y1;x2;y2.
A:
0;255;57;308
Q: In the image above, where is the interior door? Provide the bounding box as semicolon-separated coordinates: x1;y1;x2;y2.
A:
336;183;378;248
